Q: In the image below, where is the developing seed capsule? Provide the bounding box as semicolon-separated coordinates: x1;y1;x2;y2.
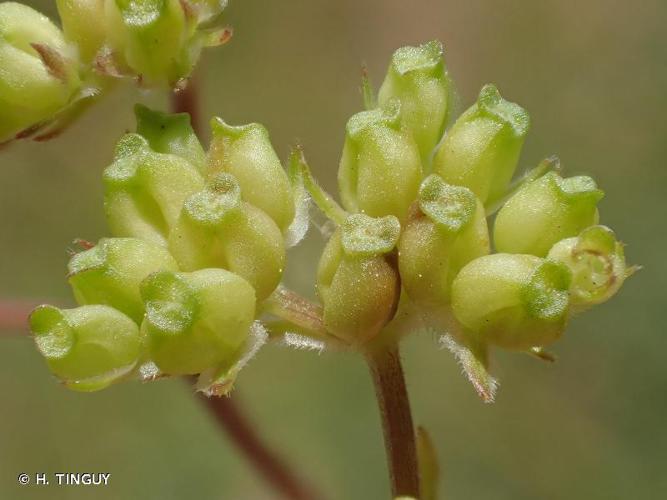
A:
208;118;295;232
378;40;451;165
30;304;141;391
140;268;256;375
432;84;529;206
451;254;572;350
338;101;423;221
317;214;401;345
398;175;490;308
0;2;81;142
494;171;604;257
547;225;630;308
56;0;107;63
135;104;206;172
68;237;179;323
103;133;205;246
168;173;286;300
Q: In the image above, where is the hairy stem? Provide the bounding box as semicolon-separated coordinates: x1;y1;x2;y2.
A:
171;82;322;500
366;345;420;498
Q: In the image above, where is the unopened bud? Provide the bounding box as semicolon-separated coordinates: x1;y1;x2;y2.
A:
399;175;490;308
451;254;571;350
547;225;631;308
168;173;286;300
338;101;422;221
103;0;229;86
140;268;255;375
135;104;206;171
209;118;295;231
68;237;179;323
30;304;141;391
317;214;401;345
56;0;106;62
103;133;205;246
494;171;604;257
378;40;451;165
433;84;529;206
0;2;81;141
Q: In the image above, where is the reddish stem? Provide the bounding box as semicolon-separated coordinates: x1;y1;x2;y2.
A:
367;345;420;498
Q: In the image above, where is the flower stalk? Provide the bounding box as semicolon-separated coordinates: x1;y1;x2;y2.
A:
366;344;420;498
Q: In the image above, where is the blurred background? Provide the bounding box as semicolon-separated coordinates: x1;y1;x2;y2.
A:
1;0;666;498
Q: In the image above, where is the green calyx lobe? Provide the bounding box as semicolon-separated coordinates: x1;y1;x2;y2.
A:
522;260;571;320
31;306;74;360
390;40;443;76
418;174;476;233
341;214;401;258
115;0;166;28
135;104;206;170
550;172;604;204
476;84;529;137
346;99;401;140
141;270;198;336
183;173;242;226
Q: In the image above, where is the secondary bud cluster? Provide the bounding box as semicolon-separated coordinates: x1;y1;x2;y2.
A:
316;40;632;365
31;105;297;391
1;0;230;142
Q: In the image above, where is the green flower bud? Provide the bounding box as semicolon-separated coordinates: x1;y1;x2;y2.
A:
102;0;229;86
338;101;423;221
135;104;206;171
168;173;286;300
68;237;179;323
56;0;107;62
30;304;141;391
0;2;81;142
104;0;187;85
103;133;205;246
432;84;529;206
451;254;572;350
494;171;604;257
140;268;255;375
317;214;401;345
398;175;490;308
378;40;451;165
547;225;630;308
208;118;295;232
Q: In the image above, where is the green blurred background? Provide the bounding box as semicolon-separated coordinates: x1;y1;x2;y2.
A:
2;1;666;498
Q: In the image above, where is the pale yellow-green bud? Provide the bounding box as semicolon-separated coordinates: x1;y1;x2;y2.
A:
317;214;401;345
140;268;255;375
68;237;179;323
338;100;423;221
378;40;451;165
30;304;141;391
168;173;286;300
103;133;205;246
398;175;490;308
451;254;571;350
208;118;295;231
433;84;529;206
56;0;107;62
494;171;604;257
